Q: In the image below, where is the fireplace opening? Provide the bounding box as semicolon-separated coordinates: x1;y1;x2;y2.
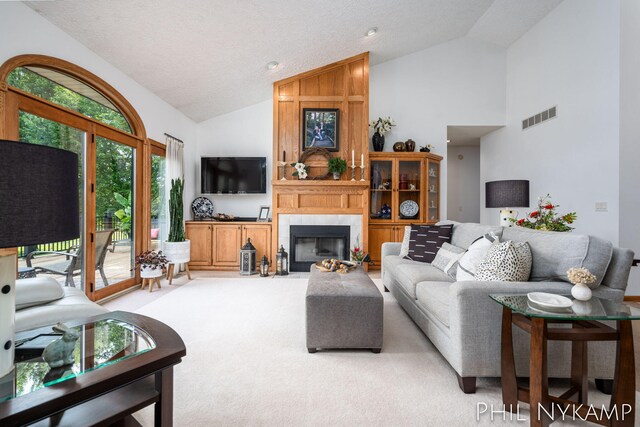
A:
289;225;350;272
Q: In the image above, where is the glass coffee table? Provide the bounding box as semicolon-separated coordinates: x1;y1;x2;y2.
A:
491;294;640;427
0;311;186;426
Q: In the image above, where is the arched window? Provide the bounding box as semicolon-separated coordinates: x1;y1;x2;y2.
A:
1;54;150;301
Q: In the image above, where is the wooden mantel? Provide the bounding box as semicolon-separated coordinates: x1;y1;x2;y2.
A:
271;53;370;259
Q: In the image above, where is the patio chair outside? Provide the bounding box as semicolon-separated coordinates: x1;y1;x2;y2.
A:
26;229;115;287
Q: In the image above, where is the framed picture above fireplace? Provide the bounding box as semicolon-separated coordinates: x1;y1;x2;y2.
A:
302;108;339;152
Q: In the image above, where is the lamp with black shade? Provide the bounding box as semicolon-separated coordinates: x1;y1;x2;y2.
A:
0;140;79;377
485;180;530;227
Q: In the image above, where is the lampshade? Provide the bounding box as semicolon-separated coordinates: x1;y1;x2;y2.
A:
0;140;79;247
485;180;530;208
0;139;79;378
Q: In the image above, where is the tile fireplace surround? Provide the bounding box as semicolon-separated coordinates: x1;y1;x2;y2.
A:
278;214;362;257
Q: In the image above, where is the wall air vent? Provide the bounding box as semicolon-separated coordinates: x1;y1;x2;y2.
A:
522;106;557;130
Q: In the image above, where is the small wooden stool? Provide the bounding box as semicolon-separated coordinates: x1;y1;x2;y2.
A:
141;276;162;292
166;263;192;285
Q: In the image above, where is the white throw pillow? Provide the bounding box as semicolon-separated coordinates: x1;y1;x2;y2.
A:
398;226;411;258
456;232;499;281
432;242;466;279
15;277;64;310
475;240;533;282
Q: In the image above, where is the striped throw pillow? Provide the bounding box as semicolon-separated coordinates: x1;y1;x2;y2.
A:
405;224;454;263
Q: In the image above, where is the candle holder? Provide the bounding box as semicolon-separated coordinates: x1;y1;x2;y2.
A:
360;164;366;181
280;162;287;180
350;163;356;181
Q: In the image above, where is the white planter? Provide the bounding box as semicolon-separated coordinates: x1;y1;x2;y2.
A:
140;264;163;278
163;240;191;264
571;283;592;301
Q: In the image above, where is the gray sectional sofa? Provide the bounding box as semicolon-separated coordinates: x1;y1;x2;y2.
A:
381;222;634;393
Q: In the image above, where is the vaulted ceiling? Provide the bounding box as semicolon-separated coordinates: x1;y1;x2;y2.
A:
26;0;562;122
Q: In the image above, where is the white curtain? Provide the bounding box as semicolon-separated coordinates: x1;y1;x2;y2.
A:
163;135;184;244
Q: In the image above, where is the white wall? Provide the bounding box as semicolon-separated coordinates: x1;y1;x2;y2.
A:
0;2;198;217
447;145;481;223
195;100;273;217
370;37;506;220
480;0;620;245
619;0;640;294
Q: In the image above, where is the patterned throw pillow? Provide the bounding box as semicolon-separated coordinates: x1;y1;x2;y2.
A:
405;224;454;263
431;242;466;279
475;240;532;282
456;233;499;281
399;226;411;258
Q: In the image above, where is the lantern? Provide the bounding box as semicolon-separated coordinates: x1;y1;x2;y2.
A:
239;238;257;275
260;255;270;277
275;245;289;276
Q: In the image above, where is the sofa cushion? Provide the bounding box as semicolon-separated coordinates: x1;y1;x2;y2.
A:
406;224;453;263
15;277;64;310
399;226;411;258
456;233;499;281
475;240;532;282
385;255;453;299
501;227;607;284
432;243;466;279
415;281;452;328
446;222;504;249
582;236;614;288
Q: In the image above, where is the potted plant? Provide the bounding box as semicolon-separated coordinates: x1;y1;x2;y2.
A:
328;157;347;180
163;178;191;265
510;194;577;232
134;250;169;278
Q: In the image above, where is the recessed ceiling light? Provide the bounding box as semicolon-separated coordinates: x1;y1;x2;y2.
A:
365;27;378;37
266;61;279;71
446;139;451;143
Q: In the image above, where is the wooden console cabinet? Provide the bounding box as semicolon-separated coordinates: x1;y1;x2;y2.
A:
185;221;272;271
367;152;442;269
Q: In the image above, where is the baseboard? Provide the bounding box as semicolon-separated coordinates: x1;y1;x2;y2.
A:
623;295;640;301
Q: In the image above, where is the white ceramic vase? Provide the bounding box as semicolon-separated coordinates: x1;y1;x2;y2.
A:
140;264;163;279
571;283;592;301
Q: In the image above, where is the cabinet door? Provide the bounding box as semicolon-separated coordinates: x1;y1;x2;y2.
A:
426;159;440;223
368;225;397;268
186;223;212;266
242;225;271;268
369;160;394;222
213;225;242;266
396;159;423;222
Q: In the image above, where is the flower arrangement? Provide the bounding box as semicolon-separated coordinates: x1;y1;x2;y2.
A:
291;162;309;179
419;144;434;152
134;250;169;271
369;117;396;135
567;267;596;286
511;194;577;232
350;237;370;263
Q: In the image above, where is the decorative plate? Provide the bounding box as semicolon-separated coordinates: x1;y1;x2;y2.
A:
527;292;572;312
191;197;215;219
399;200;419;218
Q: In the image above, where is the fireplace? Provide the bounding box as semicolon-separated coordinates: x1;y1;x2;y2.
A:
289;225;350;272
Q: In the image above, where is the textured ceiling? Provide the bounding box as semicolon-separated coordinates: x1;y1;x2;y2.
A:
25;0;562;122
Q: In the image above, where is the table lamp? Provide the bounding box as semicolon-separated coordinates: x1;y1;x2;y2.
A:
485;180;530;227
0;140;79;377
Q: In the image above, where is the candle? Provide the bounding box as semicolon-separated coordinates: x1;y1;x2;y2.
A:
361;153;364;168
283;150;286;162
352;150;355;166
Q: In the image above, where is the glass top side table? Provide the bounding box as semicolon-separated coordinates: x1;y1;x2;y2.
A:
491;294;639;427
0;318;155;402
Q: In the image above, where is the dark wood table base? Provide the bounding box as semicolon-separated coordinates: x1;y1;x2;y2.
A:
501;307;635;427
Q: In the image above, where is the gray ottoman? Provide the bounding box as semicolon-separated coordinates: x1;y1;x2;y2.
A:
306;265;383;353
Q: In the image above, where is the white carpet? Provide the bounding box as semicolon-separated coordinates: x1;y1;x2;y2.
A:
125;276;636;426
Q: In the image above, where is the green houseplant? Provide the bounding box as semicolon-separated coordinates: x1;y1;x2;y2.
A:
328;157;347;180
134;250;169;278
163;178;190;264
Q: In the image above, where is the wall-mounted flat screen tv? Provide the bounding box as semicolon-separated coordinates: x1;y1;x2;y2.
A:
201;157;267;194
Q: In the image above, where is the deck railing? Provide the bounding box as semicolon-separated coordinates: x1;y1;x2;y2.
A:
17;217;132;258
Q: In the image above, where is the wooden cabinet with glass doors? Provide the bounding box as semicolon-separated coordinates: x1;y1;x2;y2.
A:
367;152;442;269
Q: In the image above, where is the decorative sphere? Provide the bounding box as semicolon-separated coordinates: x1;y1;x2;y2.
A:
393;142;406;152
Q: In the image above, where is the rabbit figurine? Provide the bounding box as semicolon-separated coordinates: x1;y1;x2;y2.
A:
42;323;80;368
